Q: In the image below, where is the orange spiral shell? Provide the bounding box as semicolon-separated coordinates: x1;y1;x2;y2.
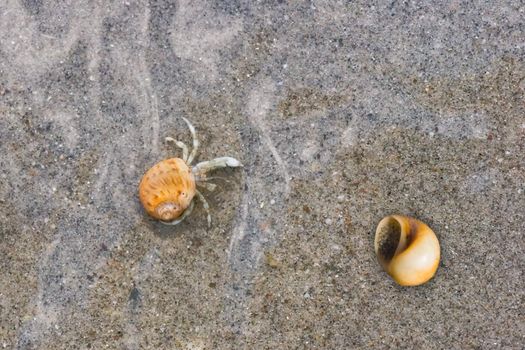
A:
139;158;196;221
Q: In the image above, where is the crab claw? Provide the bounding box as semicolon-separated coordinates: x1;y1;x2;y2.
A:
224;157;242;167
193;156;243;176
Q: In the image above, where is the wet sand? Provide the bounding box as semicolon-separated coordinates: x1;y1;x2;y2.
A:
0;1;524;349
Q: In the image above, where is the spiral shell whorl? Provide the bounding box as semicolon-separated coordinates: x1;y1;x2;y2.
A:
155;202;181;221
375;215;440;286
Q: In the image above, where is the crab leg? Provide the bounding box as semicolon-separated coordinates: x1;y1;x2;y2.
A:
199;176;231;183
182;117;199;165
197;181;217;192
165;137;189;162
195;190;211;228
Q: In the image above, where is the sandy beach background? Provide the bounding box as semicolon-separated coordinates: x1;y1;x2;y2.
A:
0;1;524;349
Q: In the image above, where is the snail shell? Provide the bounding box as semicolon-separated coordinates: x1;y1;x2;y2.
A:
374;215;440;286
139;158;196;222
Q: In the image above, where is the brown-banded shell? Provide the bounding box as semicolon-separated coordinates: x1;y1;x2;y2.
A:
374;215;440;286
139;158;196;221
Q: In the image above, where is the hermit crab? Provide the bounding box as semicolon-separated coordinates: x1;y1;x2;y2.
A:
374;215;440;286
139;118;242;227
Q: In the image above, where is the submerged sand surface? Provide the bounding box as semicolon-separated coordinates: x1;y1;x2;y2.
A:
0;1;524;349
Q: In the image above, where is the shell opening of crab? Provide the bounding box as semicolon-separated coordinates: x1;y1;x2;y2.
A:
376;217;401;263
